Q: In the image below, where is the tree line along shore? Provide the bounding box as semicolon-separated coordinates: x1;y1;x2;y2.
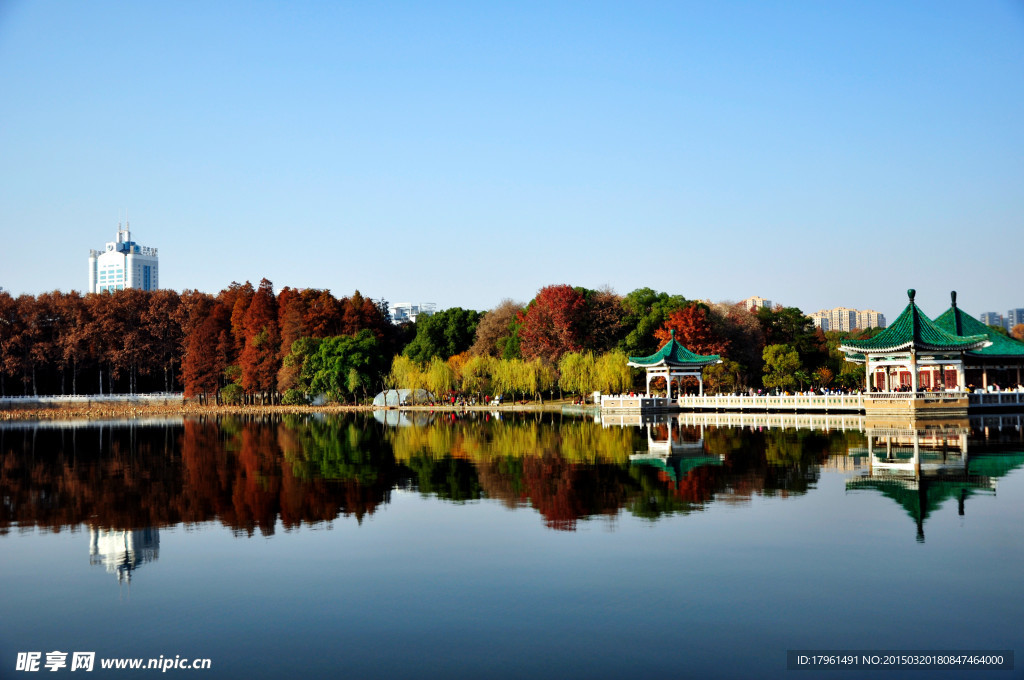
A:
1;280;890;407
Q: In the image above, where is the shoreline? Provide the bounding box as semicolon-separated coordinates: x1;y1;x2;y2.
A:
0;400;590;422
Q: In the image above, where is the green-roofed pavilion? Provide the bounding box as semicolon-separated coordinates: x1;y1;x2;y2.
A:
627;330;721;397
839;289;989;393
934;291;1024;390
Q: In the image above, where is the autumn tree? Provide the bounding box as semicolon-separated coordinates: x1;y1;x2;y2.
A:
181;296;231;400
581;288;626;353
654;303;730;357
55;291;92;394
518;285;587;363
240;278;281;398
144;289;183;391
222;281;255;358
470;299;524;358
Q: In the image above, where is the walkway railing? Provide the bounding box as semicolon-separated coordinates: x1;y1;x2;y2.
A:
0;392;184;408
967;392;1024;408
676;394;865;412
864;392;966;404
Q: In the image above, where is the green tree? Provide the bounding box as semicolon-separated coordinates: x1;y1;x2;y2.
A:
404;307;483;363
619;288;689;357
762;343;801;392
277;336;321;394
304;330;387;404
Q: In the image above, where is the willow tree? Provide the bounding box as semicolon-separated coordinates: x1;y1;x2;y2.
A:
558;351;595;399
593;350;632;395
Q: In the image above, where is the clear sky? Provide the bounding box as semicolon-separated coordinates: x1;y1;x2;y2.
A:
1;1;1022;322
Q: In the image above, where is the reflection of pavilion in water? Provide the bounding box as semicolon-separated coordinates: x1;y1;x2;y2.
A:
847;417;1024;541
615;415;725;484
89;527;160;583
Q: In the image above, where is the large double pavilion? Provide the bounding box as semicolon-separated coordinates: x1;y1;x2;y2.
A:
934;292;1024;390
839;289;991;393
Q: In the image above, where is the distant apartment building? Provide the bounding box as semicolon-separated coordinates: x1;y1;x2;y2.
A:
740;296;772;312
88;225;159;294
856;309;886;330
979;312;1006;330
389;302;436;324
1006;308;1024;330
810;307;886;333
827;307;859;333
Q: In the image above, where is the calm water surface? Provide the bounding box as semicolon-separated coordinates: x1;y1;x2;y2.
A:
1;412;1022;679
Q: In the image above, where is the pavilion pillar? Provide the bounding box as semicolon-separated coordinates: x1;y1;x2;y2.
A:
666;375;673;400
956;363;965;392
864;357;872;392
699;374;704;396
910;351;919;393
982;367;989;390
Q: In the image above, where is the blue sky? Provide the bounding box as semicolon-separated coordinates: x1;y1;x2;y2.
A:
1;1;1022;321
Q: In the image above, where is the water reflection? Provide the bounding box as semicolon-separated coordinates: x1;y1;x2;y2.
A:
846;417;1024;542
1;412;1021;540
89;527;159;583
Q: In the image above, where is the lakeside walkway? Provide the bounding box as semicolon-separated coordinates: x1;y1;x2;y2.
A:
603;391;1024;414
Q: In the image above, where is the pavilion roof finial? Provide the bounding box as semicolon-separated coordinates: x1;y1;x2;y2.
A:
908;289;916;303
670;329;676;339
951;291;957;308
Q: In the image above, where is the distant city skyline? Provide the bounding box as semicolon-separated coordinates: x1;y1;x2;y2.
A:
1;2;1021;322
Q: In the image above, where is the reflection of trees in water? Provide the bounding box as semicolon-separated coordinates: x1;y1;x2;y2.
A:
475;455;634;530
0;416;867;534
0;422;183;533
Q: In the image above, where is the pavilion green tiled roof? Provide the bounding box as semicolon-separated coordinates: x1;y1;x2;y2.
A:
839;289;989;356
933;292;1024;358
627;330;720;367
631;455;724;483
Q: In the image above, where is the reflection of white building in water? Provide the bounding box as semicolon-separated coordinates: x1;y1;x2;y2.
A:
89;527;160;583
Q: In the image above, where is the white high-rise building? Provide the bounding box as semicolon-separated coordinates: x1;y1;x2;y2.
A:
88;225;159;294
388;302;436;324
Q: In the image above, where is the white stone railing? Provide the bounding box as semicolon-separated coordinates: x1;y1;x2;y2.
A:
676;394;865;412
968;392;1024;408
0;393;184;408
864;392;967;403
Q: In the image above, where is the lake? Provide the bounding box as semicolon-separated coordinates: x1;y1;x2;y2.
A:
1;411;1021;679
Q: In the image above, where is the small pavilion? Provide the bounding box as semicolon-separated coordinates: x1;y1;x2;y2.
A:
627;330;721;398
839;289;990;393
934;291;1024;390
